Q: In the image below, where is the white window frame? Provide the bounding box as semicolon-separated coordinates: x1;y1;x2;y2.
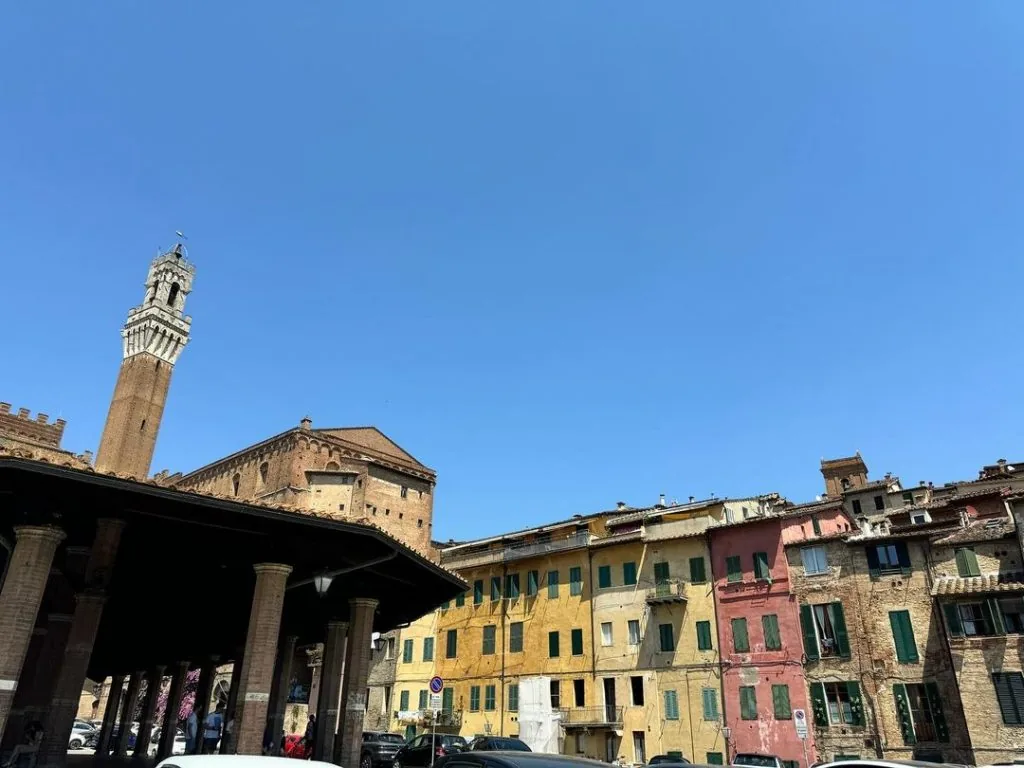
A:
627;619;642;646
801;546;828;575
601;622;614;647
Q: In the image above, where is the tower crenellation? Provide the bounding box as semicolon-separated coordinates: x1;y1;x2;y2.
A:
121;244;195;365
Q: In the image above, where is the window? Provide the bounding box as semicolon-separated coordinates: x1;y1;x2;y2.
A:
696;621;713;650
889;610;919;663
506;572;521;599
473;580;484;605
231;474;240;496
739;686;757;719
801;546;828;575
955;547;981;577
418;690;428;710
659;623;675;652
701;688;719;721
445;629;457;658
762;614;782;650
491;576;502;601
167;281;180;307
383;686;392;713
549;631;560;657
772;684;791;719
508;684;519;713
628;620;642;646
548;570;559;598
800;602;851;659
550;680;561;708
706;754;724;766
958;602;997;636
601;622;613;647
441;600;450;611
422;637;434;662
654;561;670;584
442;687;453;714
400;690;410;710
689;557;707;584
569;566;583;596
455;591;465;607
753;551;770;580
866;541;911;577
401;485;408;498
598;565;612;589
484;685;496;711
385;637;396;659
573;679;585;706
732;618;750;652
402;639;413;663
259;462;269;486
527;570;539;597
630;676;644;706
663;690;680;720
852;499;862;515
894;683;948;744
469;686;480;712
726;555;742;583
873;495;884;511
811;515;822;536
482;625;496;655
993;672;1024;725
569;628;584;656
623;562;638;586
1002;597;1024;633
509;621;524;653
810;682;863;726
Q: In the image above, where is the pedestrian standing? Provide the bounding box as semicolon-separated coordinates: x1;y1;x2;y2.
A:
202;703;225;753
185;705;199;754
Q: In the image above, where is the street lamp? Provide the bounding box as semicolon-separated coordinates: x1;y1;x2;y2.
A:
312;573;333;598
373;635;387;653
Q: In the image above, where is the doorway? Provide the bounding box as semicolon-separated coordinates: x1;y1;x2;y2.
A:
603;678;617;723
632;731;646;764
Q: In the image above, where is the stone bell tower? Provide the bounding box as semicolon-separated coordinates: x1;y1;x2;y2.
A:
95;242;195;478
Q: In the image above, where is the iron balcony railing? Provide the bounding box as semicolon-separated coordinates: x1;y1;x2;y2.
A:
441;531;591;567
645;579;688;604
558;706;624;727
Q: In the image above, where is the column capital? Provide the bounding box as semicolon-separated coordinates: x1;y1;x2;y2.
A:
253;562;292;577
13;525;66;545
348;597;379;611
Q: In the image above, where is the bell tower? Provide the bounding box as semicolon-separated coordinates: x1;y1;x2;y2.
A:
95;242;195;478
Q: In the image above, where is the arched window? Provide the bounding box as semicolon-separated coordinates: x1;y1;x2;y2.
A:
259;462;269;486
325;461;340;471
232;474;241;497
167;282;181;308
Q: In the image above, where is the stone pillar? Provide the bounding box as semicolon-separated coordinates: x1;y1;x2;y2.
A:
267;635;297;754
113;671;143;758
157;662;189;760
337;598;378;768
314;621;348;762
220;651;244;754
235;563;292;755
191;656;218;754
94;674;125;761
37;518;124;768
0;526;65;742
131;665;165;760
1;624;48;752
23;614;73;728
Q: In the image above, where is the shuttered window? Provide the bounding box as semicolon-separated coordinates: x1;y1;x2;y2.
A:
422;637;434;662
993;672;1024;725
548;631;560;657
482;625;496;655
772;684;791;719
811;515;822;536
866;541;912;579
571;628;584;656
689;557;707;584
659;623;675;652
484;685;496;711
696;621;713;650
469;686;480;712
762;614;782;650
598;565;612;589
753;551;770;580
739;686;757;719
491;576;502;601
548;570;559;598
455;591;465;607
400;690;410;710
569;566;583;596
506;573;521;598
706;754;724;765
726;555;742;583
623;562;638;586
732;618;750;652
701;688;719;720
527;570;539;597
473;580;484;605
800;602;851;659
955;547;981;577
402;639;413;663
663;690;680;720
889;610;919;663
509;621;524;653
654;561;671;584
508;684;519;713
445;629;457;658
442;687;454;713
418;690;428;710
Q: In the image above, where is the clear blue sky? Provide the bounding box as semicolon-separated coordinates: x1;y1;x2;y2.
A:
2;3;1021;540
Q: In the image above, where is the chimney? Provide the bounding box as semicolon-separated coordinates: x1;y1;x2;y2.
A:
616;501;626;511
0;403;10;414
658;493;666;507
689;496;695;503
300;416;312;430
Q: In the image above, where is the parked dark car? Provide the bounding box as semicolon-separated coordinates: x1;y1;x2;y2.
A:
362;731;408;768
468;738;531;752
394;734;468;767
434;751;611;768
649;756;690;765
733;755;783;768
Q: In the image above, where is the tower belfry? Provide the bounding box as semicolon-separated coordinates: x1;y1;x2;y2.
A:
95;241;195;478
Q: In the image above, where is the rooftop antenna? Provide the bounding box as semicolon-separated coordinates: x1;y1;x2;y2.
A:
173;230;189;259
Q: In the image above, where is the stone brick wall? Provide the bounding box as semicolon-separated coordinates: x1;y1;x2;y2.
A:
0;404;66;448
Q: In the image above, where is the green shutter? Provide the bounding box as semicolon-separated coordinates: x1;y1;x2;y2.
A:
491;576;501;601
548;631;560;657
664;690;679;720
527;570;539;597
423;637;434;662
508;684;519;713
893;684;916;745
740;686;757;719
623;562;638;585
571;628;584;655
706;754;724;766
812;516;822;536
485;685;496;711
732;618;750;652
654;562;670;583
890;611;919;663
956;547;981;577
418;690;428;709
726;555;741;582
506;573;520;598
702;688;718;720
455;592;465;607
772;684;791;719
696;621;713;651
569;566;583;596
403;639;413;663
446;629;457;658
441;600;450;610
896;541;913;576
598;565;612;589
987;598;1007;634
865;546;881;580
925;682;949;742
762;614;781;650
659;623;675;652
547;570;559;598
689;557;707;584
943;603;963;636
474;580;483;604
832;602;851;658
400;690;410;710
754;551;770;580
469;686;480;712
800;605;819;660
847;682;865;727
810;682;828;726
442;687;454;713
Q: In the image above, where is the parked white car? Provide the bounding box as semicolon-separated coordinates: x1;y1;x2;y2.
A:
156;756;338;768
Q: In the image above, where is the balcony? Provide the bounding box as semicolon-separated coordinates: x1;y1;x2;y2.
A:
558;706;623;728
646;579;688;605
434;709;463;730
441;531;591;568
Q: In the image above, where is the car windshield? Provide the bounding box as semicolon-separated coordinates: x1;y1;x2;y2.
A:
377;734;405;744
444;737;467;747
735;756;779;767
489;739;529;751
650;758;688;765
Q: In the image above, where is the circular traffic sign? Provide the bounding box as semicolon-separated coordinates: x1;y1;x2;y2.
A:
429;676;444;693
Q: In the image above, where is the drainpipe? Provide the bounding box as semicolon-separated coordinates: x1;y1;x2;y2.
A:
708;531;729;763
500;561;508;737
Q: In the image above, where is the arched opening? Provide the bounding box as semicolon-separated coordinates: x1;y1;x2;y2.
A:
325;461;340;471
232;474;241;497
167;282;181;308
259;462;269;486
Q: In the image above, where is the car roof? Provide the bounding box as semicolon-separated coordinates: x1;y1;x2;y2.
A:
818;762;965;768
157;758;338;768
459;753;608;768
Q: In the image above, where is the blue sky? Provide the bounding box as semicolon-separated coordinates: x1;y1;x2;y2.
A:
2;3;1021;540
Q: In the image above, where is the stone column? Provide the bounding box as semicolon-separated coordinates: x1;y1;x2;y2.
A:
113;671;143;758
131;665;165;760
267;635;298;754
24;614;73;728
191;656;218;754
1;624;48;752
37;518;124;768
220;651;244;754
314;621;348;762
235;563;292;755
0;525;65;742
337;598;378;768
94;674;125;761
157;662;190;760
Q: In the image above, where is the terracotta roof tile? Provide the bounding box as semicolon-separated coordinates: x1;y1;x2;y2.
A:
932;519;1015;546
932;574;1024;596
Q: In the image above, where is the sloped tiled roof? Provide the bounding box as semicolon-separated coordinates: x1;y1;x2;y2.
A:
316;426;426;468
932;518;1015;546
932;574;1024;596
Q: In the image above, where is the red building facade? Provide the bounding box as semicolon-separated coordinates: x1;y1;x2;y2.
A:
709;516;816;768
